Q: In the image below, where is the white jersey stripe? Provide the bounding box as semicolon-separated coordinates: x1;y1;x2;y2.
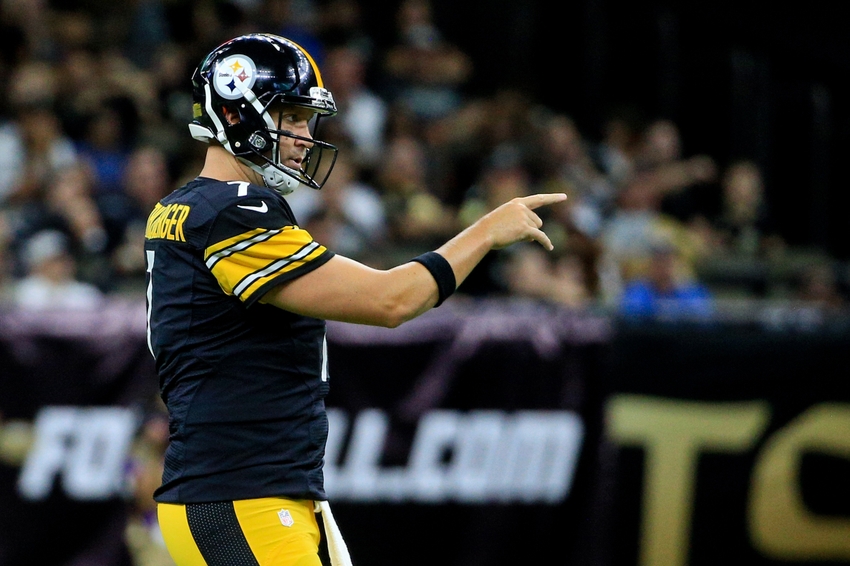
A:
233;241;321;297
205;229;281;270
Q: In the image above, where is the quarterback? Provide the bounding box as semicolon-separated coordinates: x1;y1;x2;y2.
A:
145;33;565;566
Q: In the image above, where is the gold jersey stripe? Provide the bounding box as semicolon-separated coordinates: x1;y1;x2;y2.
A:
204;227;299;268
205;228;282;270
214;241;325;301
232;241;324;299
208;231;327;301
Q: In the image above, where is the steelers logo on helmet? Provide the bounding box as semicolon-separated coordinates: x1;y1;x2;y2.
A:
213;54;258;100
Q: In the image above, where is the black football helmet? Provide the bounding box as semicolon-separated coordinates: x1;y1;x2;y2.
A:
189;33;338;194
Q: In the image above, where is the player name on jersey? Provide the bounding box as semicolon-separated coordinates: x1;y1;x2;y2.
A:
145;202;191;242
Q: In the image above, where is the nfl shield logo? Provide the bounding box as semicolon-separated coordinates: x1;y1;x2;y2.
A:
278;509;295;527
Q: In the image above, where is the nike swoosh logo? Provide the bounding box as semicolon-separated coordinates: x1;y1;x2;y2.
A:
237;202;268;213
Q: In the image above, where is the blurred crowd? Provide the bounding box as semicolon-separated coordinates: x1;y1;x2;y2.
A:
2;0;849;320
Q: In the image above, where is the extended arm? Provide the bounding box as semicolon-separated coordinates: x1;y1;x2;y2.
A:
261;193;567;327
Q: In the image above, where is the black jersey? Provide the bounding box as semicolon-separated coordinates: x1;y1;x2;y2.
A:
144;177;335;504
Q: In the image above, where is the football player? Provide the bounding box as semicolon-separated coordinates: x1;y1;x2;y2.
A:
146;33;565;566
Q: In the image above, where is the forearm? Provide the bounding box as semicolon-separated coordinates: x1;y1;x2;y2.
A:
357;223;496;324
263;255;439;327
433;221;494;289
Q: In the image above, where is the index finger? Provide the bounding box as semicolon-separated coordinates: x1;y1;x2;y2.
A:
518;193;568;210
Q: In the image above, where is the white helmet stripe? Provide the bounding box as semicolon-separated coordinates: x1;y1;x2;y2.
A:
232;79;285;184
204;84;232;150
235;82;278;133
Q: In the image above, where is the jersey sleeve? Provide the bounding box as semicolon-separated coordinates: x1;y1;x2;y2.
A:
203;197;334;306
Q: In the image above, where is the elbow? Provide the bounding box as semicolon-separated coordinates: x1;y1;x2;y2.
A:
376;296;425;328
368;270;435;328
382;315;406;329
378;305;415;329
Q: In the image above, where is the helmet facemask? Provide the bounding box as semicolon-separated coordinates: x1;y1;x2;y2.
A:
238;98;338;195
189;33;339;195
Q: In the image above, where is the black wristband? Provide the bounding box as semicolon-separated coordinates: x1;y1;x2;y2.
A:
411;251;456;307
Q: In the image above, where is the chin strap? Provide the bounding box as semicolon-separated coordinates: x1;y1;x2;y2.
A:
233;156;300;194
262;165;300;194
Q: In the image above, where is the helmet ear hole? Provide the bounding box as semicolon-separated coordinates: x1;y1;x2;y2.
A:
221;105;240;126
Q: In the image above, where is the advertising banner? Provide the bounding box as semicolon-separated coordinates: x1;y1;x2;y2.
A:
4;300;846;566
601;319;850;566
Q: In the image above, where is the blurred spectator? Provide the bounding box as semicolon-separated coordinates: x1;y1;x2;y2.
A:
794;260;847;312
533;112;615;239
107;145;175;291
457;152;537;295
477;89;539;159
262;0;325;65
377;133;457;255
547;197;606;303
49;7;97;53
54;44;104;136
598;172;691;294
183;0;252;61
41;163;109;256
49;11;159;135
1;0;52;61
124;0;172;69
710;159;784;258
458;150;535;229
412;88;542;210
12;229;104;310
53;40;159;146
619;237;714;321
0;213;14;303
320;43;388;170
593;105;644;187
102;50;167;142
317;0;375;59
75;96;140;194
503;244;592;309
417;92;533;207
0;99;78;205
6;57;57;109
0;6;28;77
146;42;196;155
380;0;473;121
286;150;388;263
632;118;718;222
